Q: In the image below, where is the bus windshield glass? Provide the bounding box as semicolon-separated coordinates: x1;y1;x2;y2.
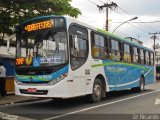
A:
16;30;68;67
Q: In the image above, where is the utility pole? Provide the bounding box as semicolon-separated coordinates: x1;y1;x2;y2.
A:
97;2;117;31
149;32;160;51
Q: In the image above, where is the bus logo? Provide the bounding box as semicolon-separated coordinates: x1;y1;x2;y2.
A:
30;77;33;82
33;57;40;67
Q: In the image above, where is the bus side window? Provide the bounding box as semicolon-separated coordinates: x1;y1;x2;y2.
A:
91;32;105;59
133;46;138;63
110;39;121;61
123;43;131;63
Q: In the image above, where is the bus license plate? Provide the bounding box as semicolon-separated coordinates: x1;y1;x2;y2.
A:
28;88;37;93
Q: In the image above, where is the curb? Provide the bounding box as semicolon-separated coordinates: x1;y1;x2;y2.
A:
0;96;44;105
12;98;44;105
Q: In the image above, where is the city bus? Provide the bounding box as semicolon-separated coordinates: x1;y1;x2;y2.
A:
14;15;155;102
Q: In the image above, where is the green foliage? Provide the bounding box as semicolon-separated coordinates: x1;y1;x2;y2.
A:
0;0;81;41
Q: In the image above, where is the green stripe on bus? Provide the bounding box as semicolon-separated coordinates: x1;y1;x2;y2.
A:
92;62;148;71
16;74;49;81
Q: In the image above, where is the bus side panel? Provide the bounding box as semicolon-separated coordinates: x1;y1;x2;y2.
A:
91;59;110;92
144;67;155;85
102;60;154;91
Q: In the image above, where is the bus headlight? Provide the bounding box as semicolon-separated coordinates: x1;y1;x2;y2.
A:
48;73;67;85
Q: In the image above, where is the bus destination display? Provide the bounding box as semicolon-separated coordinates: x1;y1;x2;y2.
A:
24;20;54;32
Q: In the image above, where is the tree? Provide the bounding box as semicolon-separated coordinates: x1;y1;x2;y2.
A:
0;0;81;43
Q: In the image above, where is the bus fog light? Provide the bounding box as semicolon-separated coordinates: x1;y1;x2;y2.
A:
49;80;56;85
48;78;61;85
56;78;61;82
15;80;22;85
48;73;67;85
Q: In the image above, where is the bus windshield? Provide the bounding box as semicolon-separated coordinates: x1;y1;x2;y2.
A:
16;30;68;67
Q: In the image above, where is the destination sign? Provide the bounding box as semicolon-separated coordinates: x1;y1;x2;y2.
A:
24;20;54;32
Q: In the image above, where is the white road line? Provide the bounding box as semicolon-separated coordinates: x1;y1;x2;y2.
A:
43;90;160;120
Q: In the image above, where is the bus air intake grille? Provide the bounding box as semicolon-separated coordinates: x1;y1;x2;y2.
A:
20;89;48;95
21;81;49;84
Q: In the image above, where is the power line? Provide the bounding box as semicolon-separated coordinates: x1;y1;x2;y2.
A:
87;0;150;33
128;22;150;33
86;1;150;35
114;8;127;18
117;6;159;32
113;21;160;23
113;30;128;37
79;15;99;24
112;8;151;33
98;0;105;4
83;0;160;43
87;0;98;6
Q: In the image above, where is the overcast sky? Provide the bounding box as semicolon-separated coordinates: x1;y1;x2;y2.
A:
71;0;160;48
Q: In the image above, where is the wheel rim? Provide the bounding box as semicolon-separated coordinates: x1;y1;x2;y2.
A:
93;84;102;98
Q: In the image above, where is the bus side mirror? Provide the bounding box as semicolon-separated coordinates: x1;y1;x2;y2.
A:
7;39;10;51
70;35;79;57
73;35;79;51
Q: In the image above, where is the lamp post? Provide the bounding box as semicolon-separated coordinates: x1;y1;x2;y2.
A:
112;16;138;33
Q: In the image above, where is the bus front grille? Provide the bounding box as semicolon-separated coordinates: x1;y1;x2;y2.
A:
21;81;49;84
20;89;48;95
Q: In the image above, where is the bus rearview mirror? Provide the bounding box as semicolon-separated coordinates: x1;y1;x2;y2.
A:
7;40;10;51
73;35;79;51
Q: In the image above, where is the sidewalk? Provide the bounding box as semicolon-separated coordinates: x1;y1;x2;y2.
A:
0;94;41;105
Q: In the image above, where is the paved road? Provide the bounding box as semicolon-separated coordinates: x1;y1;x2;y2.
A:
0;82;160;120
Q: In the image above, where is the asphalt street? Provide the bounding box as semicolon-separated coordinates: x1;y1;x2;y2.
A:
0;82;160;120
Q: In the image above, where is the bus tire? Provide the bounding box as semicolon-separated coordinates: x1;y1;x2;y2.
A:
139;76;145;92
88;78;103;102
132;76;145;92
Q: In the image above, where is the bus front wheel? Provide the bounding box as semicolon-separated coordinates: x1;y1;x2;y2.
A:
88;78;103;102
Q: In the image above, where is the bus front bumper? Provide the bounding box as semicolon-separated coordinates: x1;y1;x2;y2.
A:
14;80;70;98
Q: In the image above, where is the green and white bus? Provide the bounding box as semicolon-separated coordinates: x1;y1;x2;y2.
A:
15;15;155;102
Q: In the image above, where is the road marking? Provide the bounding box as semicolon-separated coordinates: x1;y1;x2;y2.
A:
43;90;160;120
155;98;160;105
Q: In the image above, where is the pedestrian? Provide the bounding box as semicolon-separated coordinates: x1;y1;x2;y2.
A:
0;63;6;97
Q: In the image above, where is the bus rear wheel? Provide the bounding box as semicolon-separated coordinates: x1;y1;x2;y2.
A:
88;78;103;102
132;76;145;92
139;76;145;92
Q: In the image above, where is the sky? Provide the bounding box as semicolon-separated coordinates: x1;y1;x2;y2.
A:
71;0;160;48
